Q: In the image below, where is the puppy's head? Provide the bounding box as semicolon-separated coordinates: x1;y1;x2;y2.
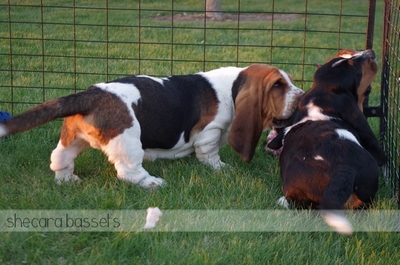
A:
315;49;378;111
228;64;303;162
266;50;378;153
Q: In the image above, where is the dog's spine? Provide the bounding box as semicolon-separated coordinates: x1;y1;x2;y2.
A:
0;88;103;137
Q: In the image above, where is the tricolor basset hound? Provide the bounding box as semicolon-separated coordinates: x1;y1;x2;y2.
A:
267;49;386;234
0;64;303;188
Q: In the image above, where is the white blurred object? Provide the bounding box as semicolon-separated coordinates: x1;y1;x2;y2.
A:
144;207;163;229
321;211;353;235
276;196;289;209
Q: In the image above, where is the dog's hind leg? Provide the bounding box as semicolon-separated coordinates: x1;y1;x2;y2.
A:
50;138;89;184
101;127;165;188
352;160;379;208
320;166;356;235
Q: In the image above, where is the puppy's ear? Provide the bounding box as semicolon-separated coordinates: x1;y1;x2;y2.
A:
332;58;351;68
332;51;364;68
228;70;266;162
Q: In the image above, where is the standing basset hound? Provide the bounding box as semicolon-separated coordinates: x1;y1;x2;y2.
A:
267;49;386;234
0;64;303;188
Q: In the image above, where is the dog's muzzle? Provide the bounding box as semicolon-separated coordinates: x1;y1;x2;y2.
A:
273;117;293;128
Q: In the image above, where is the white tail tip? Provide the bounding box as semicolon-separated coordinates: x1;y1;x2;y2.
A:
0;124;8;138
322;211;353;235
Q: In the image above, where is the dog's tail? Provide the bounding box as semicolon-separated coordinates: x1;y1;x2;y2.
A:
319;165;356;235
321;210;353;235
0;87;106;137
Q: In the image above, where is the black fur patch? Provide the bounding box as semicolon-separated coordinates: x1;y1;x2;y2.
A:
110;75;219;149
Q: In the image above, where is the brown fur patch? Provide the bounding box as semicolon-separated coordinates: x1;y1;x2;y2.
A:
190;101;218;137
60;90;133;147
357;59;378;111
189;85;219;137
344;193;365;209
61;115;108;147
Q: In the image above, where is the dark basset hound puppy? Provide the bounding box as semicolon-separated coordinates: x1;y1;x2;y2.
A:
267;49;386;234
0;64;303;188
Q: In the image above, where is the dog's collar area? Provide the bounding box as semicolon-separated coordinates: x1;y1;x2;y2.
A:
283;115;343;138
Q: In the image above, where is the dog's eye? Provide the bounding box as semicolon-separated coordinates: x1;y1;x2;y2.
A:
273;82;283;88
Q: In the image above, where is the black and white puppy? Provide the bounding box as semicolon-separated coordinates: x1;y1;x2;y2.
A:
0;64;303;188
267;49;386;234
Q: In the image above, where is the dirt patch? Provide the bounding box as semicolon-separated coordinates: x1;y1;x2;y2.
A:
154;13;300;23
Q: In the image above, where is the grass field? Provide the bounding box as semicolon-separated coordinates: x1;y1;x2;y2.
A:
1;0;399;264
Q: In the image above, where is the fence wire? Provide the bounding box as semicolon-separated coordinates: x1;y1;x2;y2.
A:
381;0;400;205
1;1;372;111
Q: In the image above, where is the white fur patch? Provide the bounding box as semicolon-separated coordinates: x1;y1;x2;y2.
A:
144;207;163;229
138;75;163;85
0;124;7;137
303;102;331;122
340;51;363;58
95;82;142;107
279;70;304;118
199;67;245;106
277;196;289;209
314;155;324;161
321;211;353;235
284;101;332;137
144;132;195;161
339;53;353;59
197;67;244;131
332;51;365;68
335;129;361;146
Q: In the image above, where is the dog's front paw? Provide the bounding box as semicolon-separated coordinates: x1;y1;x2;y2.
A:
138;176;166;189
209;160;230;170
55;174;82;185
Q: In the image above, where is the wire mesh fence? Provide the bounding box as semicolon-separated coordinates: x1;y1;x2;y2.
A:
1;1;374;111
381;0;400;205
0;0;398;201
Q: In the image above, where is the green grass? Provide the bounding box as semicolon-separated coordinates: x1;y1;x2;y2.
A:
1;0;399;264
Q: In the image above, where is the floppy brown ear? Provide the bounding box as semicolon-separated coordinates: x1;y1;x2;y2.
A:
228;69;266;162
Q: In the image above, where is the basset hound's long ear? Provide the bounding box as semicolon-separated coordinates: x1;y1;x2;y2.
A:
228;64;272;162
